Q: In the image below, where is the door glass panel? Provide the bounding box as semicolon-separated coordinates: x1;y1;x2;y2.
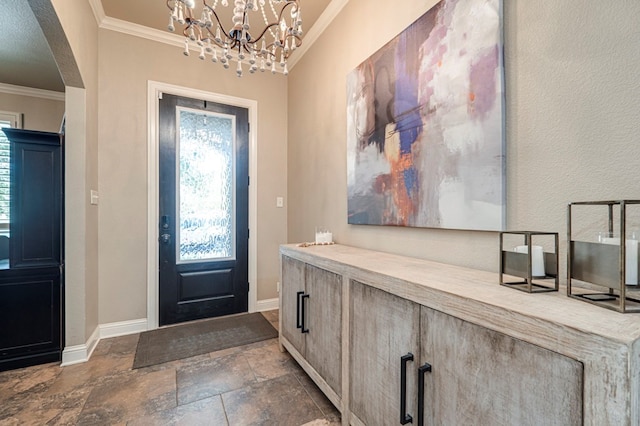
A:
177;107;235;262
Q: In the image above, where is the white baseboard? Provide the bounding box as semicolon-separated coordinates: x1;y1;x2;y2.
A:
61;325;100;366
255;297;279;312
61;319;147;366
99;318;148;339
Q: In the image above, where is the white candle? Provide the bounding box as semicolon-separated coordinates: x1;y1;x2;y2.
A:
315;228;332;244
514;245;545;277
600;236;638;285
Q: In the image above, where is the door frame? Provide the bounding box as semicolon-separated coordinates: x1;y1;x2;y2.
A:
147;80;258;330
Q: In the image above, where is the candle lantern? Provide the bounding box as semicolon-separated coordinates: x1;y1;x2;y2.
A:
568;200;640;313
500;231;559;293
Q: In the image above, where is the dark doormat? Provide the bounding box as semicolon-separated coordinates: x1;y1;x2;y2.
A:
132;312;278;369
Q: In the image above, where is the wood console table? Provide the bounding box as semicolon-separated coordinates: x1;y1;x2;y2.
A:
279;243;640;425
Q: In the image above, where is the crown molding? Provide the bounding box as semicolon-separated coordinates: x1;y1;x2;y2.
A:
0;82;65;101
88;0;106;25
288;0;349;69
92;0;348;72
100;16;185;48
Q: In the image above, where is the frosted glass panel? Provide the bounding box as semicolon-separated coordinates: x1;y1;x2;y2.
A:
177;109;235;262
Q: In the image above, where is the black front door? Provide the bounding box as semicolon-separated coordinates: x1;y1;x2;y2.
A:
158;94;249;326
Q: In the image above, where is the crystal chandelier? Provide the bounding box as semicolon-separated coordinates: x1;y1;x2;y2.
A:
166;0;303;77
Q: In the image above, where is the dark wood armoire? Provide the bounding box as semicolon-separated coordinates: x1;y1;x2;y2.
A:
0;128;63;371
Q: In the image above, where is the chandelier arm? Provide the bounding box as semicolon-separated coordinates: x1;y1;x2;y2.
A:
262;33;300;59
249;22;280;46
202;1;233;44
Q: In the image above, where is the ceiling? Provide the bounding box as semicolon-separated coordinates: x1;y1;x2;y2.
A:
0;1;65;92
0;0;332;94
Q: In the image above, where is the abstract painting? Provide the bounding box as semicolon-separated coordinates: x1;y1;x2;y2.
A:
347;0;505;230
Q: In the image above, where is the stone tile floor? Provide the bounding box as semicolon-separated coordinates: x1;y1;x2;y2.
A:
0;310;341;425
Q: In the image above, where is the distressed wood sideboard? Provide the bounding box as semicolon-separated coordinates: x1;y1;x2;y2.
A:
279;243;640;426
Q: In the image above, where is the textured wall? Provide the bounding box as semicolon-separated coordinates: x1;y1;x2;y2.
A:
287;0;640;276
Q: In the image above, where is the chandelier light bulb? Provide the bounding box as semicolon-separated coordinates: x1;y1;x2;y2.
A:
184;0;196;9
177;4;185;24
205;39;213;53
243;14;250;31
211;47;218;62
260;58;266;72
295;8;302;26
183;38;190;56
237;60;243;77
283;63;289;76
199;45;205;60
168;16;175;32
274;25;281;47
188;26;196;41
271;60;276;74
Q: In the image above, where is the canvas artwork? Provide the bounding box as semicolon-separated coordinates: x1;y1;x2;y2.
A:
346;0;504;230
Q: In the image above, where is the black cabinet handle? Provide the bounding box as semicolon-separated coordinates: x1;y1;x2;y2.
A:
400;353;414;424
301;293;310;333
296;291;304;329
417;362;432;426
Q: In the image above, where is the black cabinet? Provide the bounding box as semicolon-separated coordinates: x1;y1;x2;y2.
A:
0;128;63;371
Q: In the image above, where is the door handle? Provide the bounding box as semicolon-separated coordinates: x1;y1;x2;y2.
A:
160;233;171;244
301;293;309;333
417;362;432;426
296;291;304;329
400;353;414;424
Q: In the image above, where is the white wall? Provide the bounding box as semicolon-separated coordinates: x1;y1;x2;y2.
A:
287;0;640;276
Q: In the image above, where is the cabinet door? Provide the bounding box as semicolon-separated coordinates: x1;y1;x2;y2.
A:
0;271;61;370
305;264;342;396
8;131;62;268
281;256;305;354
350;281;420;425
420;307;583;426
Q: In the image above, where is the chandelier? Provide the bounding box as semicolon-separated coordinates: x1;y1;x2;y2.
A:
166;0;303;77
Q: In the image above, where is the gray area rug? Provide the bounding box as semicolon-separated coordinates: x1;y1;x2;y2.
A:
132;312;278;369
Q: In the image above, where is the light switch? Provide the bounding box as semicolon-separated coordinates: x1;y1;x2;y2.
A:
90;190;99;205
276;196;284;208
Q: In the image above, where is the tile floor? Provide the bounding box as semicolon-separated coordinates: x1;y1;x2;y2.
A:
0;310;341;425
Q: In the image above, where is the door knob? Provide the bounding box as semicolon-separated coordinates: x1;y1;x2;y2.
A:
160;233;171;244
